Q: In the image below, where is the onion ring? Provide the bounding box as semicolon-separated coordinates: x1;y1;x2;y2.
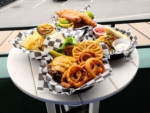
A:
61;58;105;89
73;41;103;63
61;65;90;88
78;51;96;64
67;65;89;88
85;58;105;79
61;70;72;88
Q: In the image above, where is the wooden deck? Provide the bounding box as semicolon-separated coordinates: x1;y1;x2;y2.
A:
0;22;150;54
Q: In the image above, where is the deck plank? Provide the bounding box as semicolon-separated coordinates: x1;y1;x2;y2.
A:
116;24;150;46
129;22;150;39
0;30;27;53
0;31;19;53
0;31;12;45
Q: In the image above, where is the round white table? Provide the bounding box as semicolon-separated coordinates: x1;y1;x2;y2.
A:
7;47;139;113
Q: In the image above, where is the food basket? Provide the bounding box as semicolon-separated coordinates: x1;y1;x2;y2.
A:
107;28;137;60
9;27;85;60
38;53;112;95
51;5;97;30
9;28;49;60
81;26;137;61
36;28;112;95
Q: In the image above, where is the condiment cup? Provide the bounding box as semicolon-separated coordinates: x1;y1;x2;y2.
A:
112;38;131;52
93;26;106;37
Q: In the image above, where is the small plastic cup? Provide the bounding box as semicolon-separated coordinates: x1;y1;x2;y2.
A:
93;26;105;37
112;38;131;52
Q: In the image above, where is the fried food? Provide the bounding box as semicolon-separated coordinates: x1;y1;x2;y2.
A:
98;35;118;49
85;58;105;79
72;41;103;63
105;27;130;40
73;21;87;28
48;41;106;89
77;51;96;63
22;34;44;51
55;9;97;27
81;13;97;28
37;23;54;36
61;70;72;88
61;65;89;88
48;56;77;83
61;58;105;88
56;9;82;23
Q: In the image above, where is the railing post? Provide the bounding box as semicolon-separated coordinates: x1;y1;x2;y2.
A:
111;24;115;27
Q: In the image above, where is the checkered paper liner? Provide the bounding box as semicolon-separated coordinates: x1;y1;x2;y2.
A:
77;26;96;42
9;27;85;60
37;41;111;95
42;24;109;59
109;28;137;61
9;28;49;60
79;26;137;61
42;28;85;54
43;31;110;60
37;57;112;95
51;5;97;31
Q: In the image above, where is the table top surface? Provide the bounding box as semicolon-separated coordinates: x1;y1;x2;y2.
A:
7;47;139;105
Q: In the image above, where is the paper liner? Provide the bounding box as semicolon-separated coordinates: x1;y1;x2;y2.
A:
9;28;49;60
51;5;97;31
64;25;137;61
37;41;111;95
80;26;137;61
9;28;85;60
37;57;112;95
109;28;137;61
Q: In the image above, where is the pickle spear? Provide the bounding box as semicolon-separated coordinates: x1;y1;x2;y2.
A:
50;50;64;57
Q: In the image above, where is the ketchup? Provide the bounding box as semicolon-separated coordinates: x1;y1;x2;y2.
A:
95;27;105;33
93;26;105;37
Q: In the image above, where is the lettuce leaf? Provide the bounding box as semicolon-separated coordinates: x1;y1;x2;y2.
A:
56;36;78;53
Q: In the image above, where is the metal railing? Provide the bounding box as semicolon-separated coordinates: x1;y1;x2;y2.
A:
0;53;8;57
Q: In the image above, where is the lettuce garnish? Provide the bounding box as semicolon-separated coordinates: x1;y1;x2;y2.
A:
56;36;78;53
